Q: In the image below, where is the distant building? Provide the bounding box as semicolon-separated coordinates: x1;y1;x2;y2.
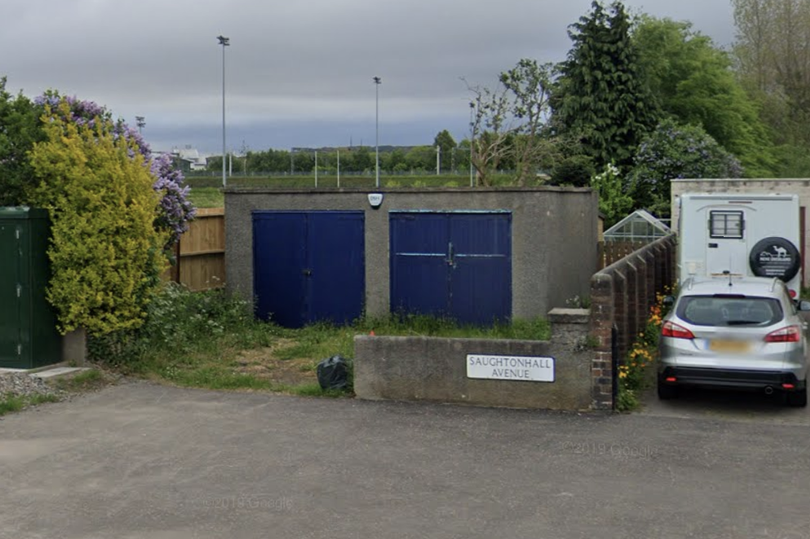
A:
157;146;207;172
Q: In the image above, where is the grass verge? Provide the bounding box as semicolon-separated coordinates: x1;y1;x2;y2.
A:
89;283;550;397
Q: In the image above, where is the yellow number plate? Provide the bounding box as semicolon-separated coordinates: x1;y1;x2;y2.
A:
709;340;751;353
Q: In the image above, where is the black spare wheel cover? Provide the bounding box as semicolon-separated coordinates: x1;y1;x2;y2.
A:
749;237;801;281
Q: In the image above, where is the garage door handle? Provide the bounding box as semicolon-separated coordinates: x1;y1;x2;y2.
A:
303;269;313;277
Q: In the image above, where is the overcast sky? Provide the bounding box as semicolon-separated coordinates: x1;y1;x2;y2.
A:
1;0;735;154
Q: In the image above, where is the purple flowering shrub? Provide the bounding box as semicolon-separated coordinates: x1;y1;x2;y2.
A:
151;153;196;246
35;92;196;246
629;118;743;216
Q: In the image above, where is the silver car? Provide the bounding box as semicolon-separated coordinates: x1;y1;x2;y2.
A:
658;276;809;407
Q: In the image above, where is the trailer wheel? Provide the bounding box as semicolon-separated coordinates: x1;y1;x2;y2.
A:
749;237;801;282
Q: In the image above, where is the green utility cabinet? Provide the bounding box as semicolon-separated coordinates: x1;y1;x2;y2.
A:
0;207;62;369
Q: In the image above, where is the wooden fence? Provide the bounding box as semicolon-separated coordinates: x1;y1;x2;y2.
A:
597;240;649;270
163;208;225;291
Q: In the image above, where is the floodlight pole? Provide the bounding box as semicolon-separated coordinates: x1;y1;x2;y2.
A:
217;35;230;188
469;101;475;188
373;76;381;188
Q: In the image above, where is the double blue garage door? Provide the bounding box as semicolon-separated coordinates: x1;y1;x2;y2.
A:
253;211;365;328
253;210;511;327
389;211;512;324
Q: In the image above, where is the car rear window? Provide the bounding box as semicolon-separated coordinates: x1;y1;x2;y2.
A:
676;295;784;327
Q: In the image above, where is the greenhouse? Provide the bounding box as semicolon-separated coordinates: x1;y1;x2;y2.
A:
603;209;671;243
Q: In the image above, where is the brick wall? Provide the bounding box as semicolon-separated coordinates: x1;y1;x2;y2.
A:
588;235;676;409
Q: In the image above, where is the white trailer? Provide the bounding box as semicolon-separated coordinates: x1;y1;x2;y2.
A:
677;193;803;298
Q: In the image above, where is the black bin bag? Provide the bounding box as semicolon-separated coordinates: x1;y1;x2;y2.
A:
317;355;349;390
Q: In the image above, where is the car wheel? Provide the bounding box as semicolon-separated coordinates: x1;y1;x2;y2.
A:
787;388;807;408
657;381;678;400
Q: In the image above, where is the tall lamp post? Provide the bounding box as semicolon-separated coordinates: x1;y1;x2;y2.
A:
217;35;230;188
469;101;475;188
373;76;381;188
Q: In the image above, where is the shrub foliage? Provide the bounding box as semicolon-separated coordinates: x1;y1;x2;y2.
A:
28;102;167;335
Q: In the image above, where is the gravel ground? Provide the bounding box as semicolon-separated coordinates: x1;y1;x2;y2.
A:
0;373;63;399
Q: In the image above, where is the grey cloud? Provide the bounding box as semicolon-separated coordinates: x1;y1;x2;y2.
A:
1;0;734;152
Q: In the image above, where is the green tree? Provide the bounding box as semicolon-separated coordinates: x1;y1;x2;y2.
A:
550;155;596;187
629;118;743;216
633;16;775;176
28;101;167;335
731;0;810;175
349;146;373;172
433;130;457;172
382;148;407;173
0;77;46;205
405;146;436;172
732;0;810;136
552;1;660;170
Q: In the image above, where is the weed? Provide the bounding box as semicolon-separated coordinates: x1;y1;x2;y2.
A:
616;388;639;411
616;291;671;412
0;393;60;416
565;295;592;309
27;394;61;405
355;314;550;341
53;369;105;392
577;335;601;350
284;383;349;398
0;395;24;416
89;283;272;369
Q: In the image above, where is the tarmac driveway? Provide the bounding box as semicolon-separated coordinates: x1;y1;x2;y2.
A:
2;380;809;539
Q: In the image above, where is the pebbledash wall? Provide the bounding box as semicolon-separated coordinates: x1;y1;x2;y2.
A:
671;179;810;286
354;308;596;411
224;187;598;319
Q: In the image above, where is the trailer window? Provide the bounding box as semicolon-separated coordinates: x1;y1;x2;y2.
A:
709;211;744;239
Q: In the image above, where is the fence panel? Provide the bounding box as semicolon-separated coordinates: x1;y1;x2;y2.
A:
163;208;225;291
597;241;648;269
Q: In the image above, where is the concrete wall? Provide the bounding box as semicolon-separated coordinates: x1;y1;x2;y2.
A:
354;309;596;411
671;179;810;285
225;187;598;320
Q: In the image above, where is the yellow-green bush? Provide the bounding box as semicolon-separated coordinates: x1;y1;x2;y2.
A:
28;102;167;335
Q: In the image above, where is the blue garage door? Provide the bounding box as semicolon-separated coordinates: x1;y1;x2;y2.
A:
390;211;511;324
253;211;365;328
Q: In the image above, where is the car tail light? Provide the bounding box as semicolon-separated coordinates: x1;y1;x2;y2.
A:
765;325;801;343
662;321;695;339
783;383;796;390
666;377;677;382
